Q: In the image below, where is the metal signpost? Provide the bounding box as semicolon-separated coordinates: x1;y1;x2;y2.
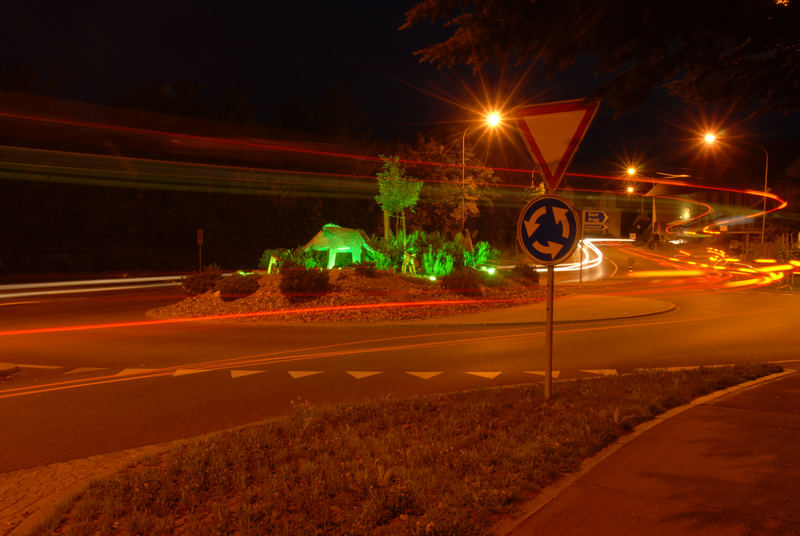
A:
517;195;581;399
513;98;599;400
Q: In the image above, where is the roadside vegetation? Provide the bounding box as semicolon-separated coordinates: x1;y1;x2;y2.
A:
31;363;780;536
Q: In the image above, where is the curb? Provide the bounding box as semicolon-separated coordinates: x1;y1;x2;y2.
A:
492;368;797;536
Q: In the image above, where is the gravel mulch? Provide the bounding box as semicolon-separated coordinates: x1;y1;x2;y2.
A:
148;270;550;323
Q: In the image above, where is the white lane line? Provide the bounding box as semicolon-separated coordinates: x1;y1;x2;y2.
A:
65;367;108;375
582;369;617;376
288;371;324;379
524;370;561;379
116;368;158;376
406;371;442;380
346;371;383;379
466;372;502;380
231;370;264;379
173;369;210;377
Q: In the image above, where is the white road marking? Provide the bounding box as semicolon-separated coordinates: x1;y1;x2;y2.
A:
406;371;442;380
582;369;617;376
230;370;264;379
466;372;502;380
173;369;210;377
524;370;561;378
288;370;324;379
65;367;108;375
116;368;158;376
346;371;383;379
13;364;63;369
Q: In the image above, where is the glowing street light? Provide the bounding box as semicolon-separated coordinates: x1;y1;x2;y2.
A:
627;167;637;176
703;131;769;245
462;111;502;231
626;185;635;194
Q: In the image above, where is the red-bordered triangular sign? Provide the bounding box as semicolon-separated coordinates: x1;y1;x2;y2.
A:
514;99;600;192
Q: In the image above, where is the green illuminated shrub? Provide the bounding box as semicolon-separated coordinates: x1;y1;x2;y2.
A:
182;264;223;296
258;249;289;270
422;245;454;277
510;263;540;285
279;268;331;302
216;274;261;302
463;241;499;268
441;267;484;296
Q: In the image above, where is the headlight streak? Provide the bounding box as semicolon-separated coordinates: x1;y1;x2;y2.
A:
0;298;538;338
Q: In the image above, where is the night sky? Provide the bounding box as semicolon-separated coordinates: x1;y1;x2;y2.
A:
1;1;799;174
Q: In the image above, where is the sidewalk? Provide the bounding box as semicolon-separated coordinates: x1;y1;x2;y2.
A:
500;369;800;536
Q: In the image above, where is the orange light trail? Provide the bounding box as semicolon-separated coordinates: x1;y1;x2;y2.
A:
0;298;535;338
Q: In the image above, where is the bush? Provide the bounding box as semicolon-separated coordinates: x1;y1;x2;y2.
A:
463;241;499;268
422;245;455;277
440;267;485;296
182;264;223;296
258;249;289;270
279;268;331;302
216;274;261;301
510;263;540;285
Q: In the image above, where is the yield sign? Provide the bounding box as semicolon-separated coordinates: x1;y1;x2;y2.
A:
514;99;600;192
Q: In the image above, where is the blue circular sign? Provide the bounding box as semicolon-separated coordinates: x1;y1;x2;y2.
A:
517;195;580;265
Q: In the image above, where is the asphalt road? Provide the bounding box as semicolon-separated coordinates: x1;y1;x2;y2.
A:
1;259;798;473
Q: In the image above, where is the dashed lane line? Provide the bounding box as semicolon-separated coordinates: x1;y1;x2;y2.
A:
230;370;264;379
466;372;503;380
346;371;383;379
65;367;108;375
582;369;618;376
287;370;324;379
406;371;443;380
525;370;561;379
116;368;158;376
173;369;211;377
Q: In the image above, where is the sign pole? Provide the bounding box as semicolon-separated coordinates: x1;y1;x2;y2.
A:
545;265;555;400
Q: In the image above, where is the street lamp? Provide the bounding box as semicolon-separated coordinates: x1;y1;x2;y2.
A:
703;133;769;245
462;112;502;230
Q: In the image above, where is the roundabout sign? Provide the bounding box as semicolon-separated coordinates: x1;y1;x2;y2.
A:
517;195;580;265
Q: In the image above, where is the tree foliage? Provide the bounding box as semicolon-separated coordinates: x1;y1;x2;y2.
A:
375;155;423;214
402;0;800;115
403;135;497;236
375;155;423;238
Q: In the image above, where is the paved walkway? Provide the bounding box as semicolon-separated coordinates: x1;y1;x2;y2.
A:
498;369;800;536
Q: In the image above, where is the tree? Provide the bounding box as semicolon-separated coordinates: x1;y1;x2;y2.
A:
375;156;423;239
402;0;800;116
403;135;497;237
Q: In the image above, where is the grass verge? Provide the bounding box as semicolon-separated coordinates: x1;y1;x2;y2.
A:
32;363;781;536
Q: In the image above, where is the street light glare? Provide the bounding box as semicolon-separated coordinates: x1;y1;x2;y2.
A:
626;186;635;194
704;132;717;144
626;167;637;176
486;112;501;127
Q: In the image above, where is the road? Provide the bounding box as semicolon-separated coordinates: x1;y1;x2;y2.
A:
1;250;798;473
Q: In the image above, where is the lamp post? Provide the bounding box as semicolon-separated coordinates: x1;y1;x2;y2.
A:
461;112;501;231
703;133;769;245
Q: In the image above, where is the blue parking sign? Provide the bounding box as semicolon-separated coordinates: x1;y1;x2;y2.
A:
517;195;580;265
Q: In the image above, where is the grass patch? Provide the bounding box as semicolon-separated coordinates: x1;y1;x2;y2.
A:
32;363;780;536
